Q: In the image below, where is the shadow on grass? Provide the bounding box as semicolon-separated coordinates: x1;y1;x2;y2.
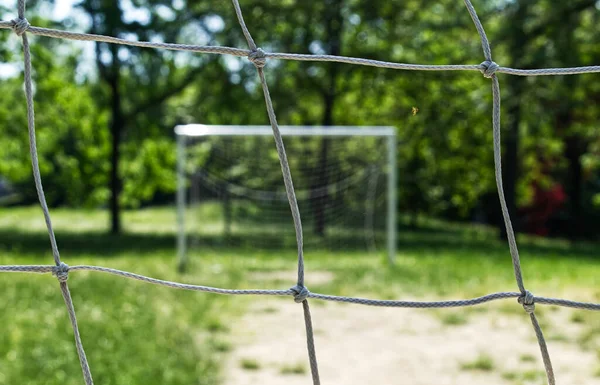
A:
0;224;598;262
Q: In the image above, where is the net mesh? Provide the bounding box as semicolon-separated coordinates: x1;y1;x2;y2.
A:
1;1;600;384
183;134;388;255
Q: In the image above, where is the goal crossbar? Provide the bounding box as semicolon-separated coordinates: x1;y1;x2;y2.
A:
174;124;396;137
175;125;397;271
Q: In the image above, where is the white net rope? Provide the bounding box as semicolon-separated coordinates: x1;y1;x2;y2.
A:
1;1;600;384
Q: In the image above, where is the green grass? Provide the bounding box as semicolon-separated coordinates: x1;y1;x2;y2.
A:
439;311;469;326
570;312;585;324
521;369;545;382
576;324;600;350
240;358;260;370
548;333;570;343
519;353;536;363
279;362;307;375
502;369;546;384
460;354;495;371
0;205;599;384
210;338;232;353
502;371;518;381
0;206;242;385
0;260;233;385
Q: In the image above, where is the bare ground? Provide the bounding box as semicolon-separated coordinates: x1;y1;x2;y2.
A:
222;272;600;385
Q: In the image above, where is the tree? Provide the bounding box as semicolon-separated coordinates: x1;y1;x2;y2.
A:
0;8;110;207
178;0;504;227
4;0;599;241
78;0;208;233
492;0;600;238
496;0;531;238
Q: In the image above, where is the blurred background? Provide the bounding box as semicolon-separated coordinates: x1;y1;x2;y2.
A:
0;0;599;384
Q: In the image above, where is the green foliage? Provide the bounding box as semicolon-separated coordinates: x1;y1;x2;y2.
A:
121;138;177;208
0;50;110;207
1;0;600;232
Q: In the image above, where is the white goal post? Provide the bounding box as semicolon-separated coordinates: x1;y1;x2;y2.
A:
175;125;397;271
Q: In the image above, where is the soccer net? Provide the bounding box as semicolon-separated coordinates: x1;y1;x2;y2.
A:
175;125;397;271
1;0;600;385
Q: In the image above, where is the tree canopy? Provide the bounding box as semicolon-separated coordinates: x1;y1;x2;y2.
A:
0;0;598;238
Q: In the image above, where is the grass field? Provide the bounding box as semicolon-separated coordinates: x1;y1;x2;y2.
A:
0;205;599;385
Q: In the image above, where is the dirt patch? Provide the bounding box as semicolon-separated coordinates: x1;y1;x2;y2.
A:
223;298;600;385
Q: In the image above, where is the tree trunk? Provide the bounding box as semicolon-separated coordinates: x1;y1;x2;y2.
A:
313;0;343;237
501;76;522;239
497;3;528;239
108;45;124;234
555;10;583;239
556;79;581;239
564;135;583;238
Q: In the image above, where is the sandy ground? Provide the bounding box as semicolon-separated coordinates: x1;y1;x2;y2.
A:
222;272;600;385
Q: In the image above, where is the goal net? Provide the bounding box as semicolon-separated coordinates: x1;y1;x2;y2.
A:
175;125;397;270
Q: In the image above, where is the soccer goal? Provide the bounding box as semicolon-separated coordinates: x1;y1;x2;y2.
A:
175;125;397;271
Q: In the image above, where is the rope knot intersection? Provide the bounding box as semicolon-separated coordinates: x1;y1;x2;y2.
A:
480;60;499;78
248;48;266;68
290;284;310;303
11;17;30;36
518;290;535;314
52;262;69;283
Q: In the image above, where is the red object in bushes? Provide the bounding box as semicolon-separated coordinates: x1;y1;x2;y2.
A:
525;182;566;236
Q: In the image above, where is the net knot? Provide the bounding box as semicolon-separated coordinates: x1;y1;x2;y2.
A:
52;262;69;283
290;284;310;303
480;60;499;78
11;17;30;36
518;290;535;314
248;48;267;68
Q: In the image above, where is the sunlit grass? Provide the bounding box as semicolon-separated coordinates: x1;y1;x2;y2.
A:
240;358;260;371
460;354;494;371
519;353;536;363
0;205;598;384
439;311;469;326
0;258;235;385
279;362;307;375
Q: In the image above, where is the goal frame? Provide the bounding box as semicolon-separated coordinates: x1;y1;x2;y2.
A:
175;124;397;271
